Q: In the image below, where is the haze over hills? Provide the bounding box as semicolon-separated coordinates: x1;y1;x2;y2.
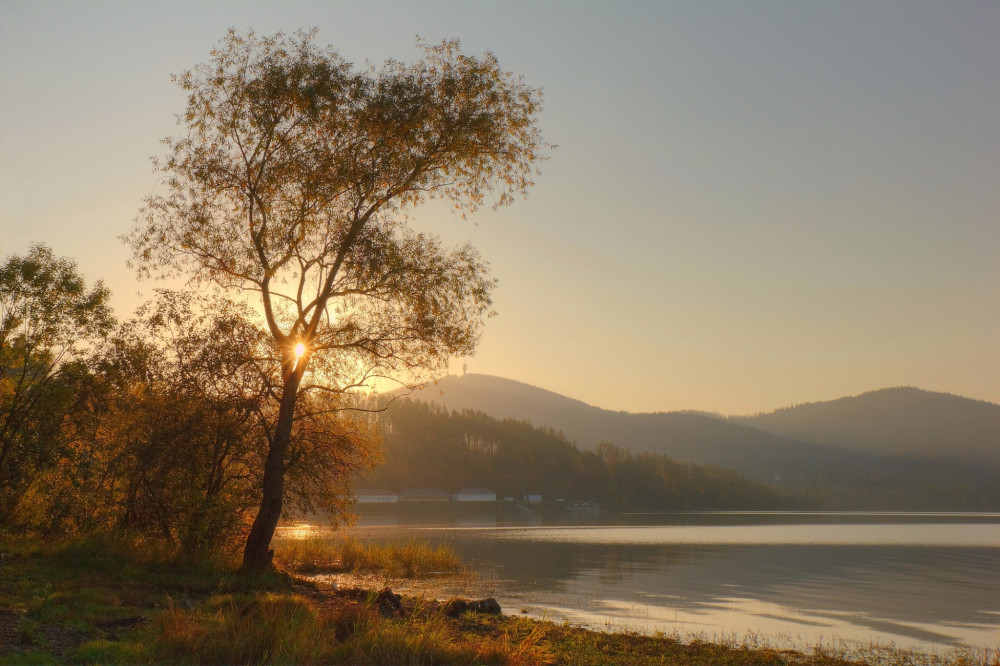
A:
367;400;806;512
733;387;1000;463
409;374;848;482
409;374;1000;483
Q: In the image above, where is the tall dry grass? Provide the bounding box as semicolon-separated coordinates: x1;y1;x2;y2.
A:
150;591;555;665
273;536;462;577
154;593;330;663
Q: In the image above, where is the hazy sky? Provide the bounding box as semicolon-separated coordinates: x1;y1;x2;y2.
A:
2;0;998;414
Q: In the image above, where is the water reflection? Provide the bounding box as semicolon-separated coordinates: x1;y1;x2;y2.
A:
486;523;998;546
278;514;1000;652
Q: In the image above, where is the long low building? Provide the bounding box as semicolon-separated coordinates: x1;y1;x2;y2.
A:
352;488;500;503
354;489;400;503
452;488;496;502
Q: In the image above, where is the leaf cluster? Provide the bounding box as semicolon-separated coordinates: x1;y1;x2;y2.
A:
0;253;382;552
126;29;546;386
0;244;114;527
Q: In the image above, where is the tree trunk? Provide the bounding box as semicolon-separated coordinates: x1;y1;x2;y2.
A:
241;372;300;573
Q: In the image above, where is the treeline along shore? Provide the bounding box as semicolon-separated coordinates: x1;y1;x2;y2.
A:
362;400;814;513
361;398;1000;513
378;378;1000;512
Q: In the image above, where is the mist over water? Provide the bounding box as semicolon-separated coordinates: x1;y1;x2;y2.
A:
280;512;1000;653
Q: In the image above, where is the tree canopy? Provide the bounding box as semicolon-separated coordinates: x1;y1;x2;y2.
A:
127;30;544;376
125;29;547;570
0;244;114;526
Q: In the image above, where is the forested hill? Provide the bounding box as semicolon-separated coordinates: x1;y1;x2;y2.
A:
732;387;1000;463
361;400;809;512
409;374;867;481
415;375;999;469
405;374;1000;510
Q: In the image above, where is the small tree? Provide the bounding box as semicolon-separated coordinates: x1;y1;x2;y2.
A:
91;291;270;552
0;244;114;528
126;30;546;571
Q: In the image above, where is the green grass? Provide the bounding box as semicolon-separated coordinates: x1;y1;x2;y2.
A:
151;592;331;664
272;536;463;576
0;535;287;664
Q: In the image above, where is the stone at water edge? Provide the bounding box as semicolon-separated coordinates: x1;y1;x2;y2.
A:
443;597;502;617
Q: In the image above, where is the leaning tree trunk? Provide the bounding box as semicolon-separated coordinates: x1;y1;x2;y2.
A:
241;372;301;572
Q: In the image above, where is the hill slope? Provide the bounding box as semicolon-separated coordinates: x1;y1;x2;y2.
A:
733;387;1000;463
409;375;1000;506
364;400;807;511
410;375;867;481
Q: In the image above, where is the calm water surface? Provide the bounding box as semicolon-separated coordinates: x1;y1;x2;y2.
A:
278;512;1000;652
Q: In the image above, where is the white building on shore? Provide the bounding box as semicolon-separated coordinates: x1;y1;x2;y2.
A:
353;489;400;503
452;488;496;502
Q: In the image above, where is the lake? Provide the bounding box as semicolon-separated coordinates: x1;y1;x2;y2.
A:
277;512;1000;654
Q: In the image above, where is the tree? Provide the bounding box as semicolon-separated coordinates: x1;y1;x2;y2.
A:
0;244;114;528
88;291;270;552
125;30;547;571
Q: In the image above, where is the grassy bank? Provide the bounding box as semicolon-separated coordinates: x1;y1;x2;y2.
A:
272;536;462;576
0;537;994;665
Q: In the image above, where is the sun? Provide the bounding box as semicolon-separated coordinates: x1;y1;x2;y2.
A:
293;343;306;358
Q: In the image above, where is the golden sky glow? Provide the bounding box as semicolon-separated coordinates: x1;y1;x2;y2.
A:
1;1;997;414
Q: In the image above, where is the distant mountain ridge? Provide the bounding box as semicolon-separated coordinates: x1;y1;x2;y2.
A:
410;374;1000;479
733;386;1000;463
367;400;807;512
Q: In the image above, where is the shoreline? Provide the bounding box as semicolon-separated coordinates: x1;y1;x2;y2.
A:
288;524;1000;657
302;576;1000;666
305;572;999;666
2;538;997;665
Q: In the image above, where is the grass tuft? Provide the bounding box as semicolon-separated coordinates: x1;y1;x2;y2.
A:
152;592;330;664
142;590;555;665
273;536;463;577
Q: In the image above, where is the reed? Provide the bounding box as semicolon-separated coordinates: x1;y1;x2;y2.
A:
272;536;463;577
152;593;331;664
145;590;555;665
